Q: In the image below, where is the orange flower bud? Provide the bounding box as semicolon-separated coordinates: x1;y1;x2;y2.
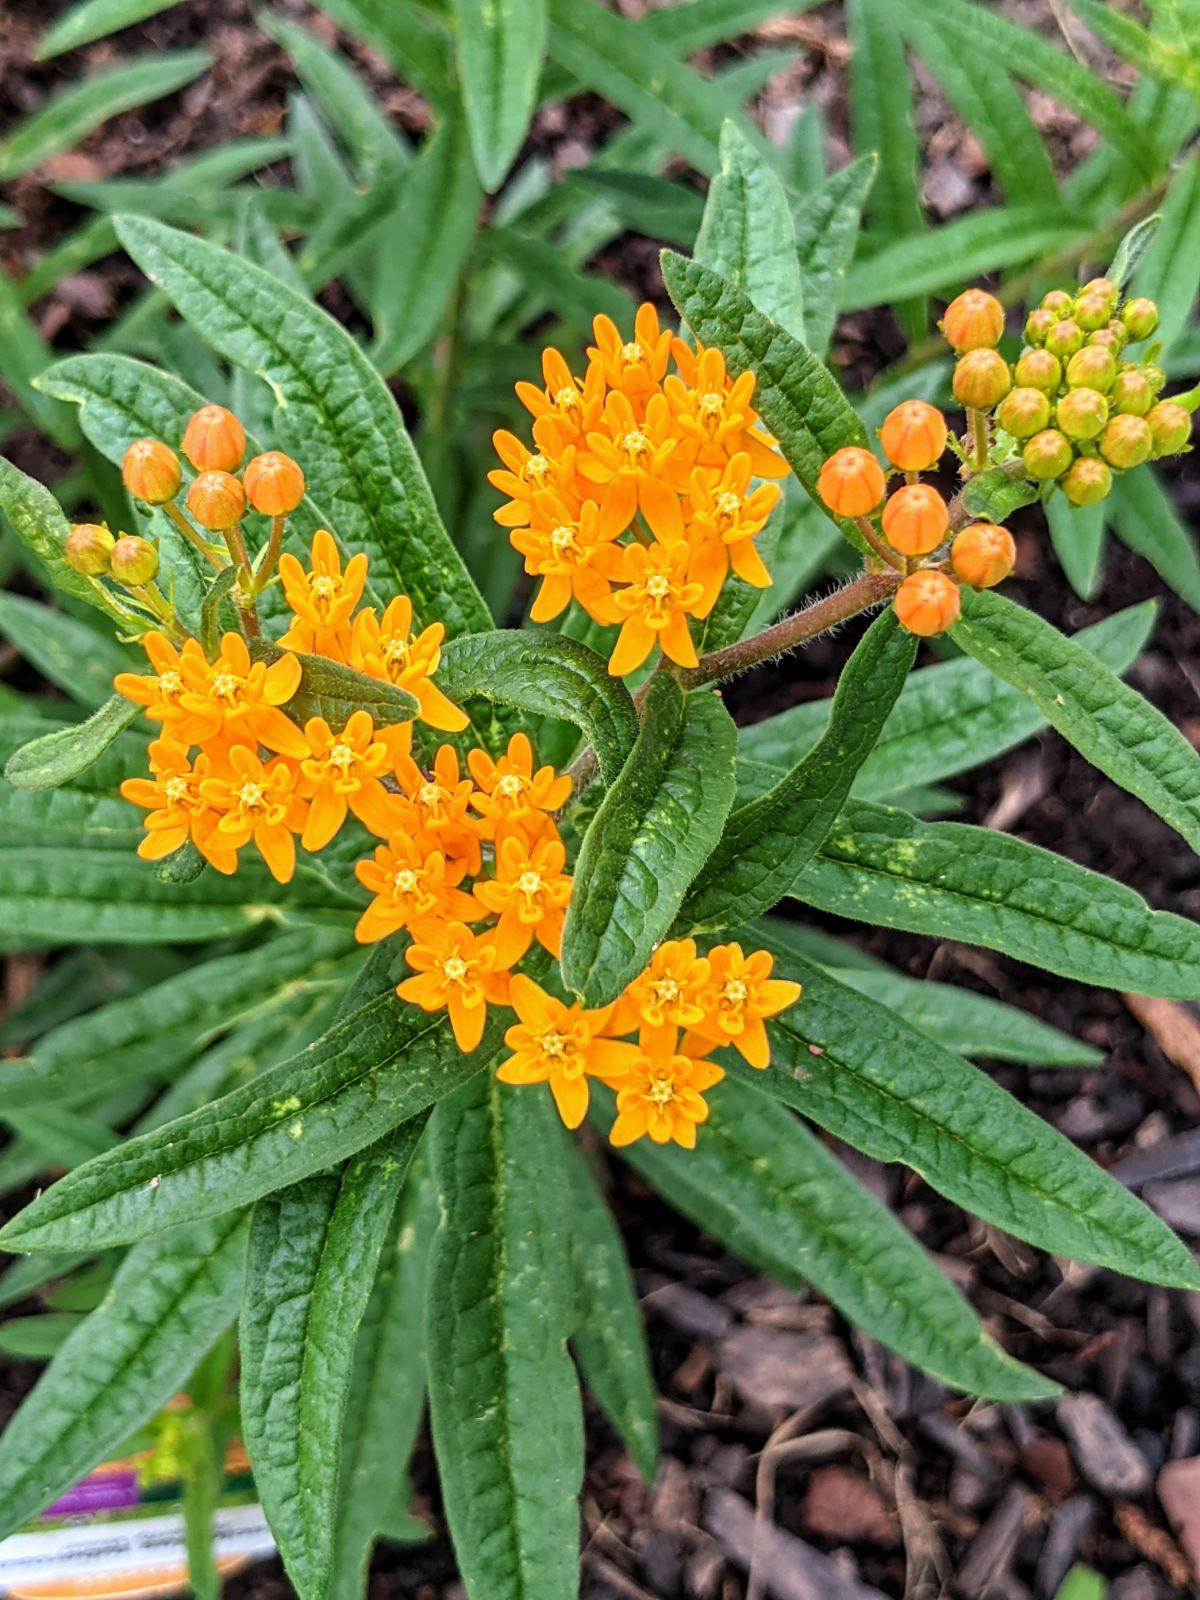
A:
817;446;886;518
182;404;246;473
941;289;1004;352
1014;348;1062;395
1045;319;1085;359
1041;289;1073;316
1065;345;1115;393
881;483;948;556
1073;292;1111;332
122;438;182;504
1081;277;1118;309
879;400;947;472
951;523;1015;589
1146;401;1191;457
952;349;1011;410
1023;308;1054;347
1121;298;1159;341
186;469;247;531
997;387;1051;440
1056;387;1108;442
109;535;160;587
1110;370;1153;417
1088;325;1125;353
1060;457;1112;507
243;451;306;516
65;522;115;576
1022;429;1073;480
1099;414;1153;469
894;569;961;637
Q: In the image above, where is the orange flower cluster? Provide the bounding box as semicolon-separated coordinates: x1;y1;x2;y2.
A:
490;305;790;676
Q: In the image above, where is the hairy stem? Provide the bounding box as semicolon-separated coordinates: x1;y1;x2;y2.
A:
222;522;261;639
854;515;904;572
165;501;226;571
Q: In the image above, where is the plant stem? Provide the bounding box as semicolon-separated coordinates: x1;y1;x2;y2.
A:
254;514;287;593
854;515;904;572
221;522;260;638
969;407;989;471
165;501;226;570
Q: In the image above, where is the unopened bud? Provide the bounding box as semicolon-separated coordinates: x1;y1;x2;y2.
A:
881;483;948;556
1074;292;1111;332
879;400;947;472
1014;347;1062;395
1045;319;1085;359
952;349;1011;410
1142;363;1166;396
1087;325;1124;354
1066;345;1116;393
1024;308;1055;347
109;535;159;587
950;523;1015;589
997;386;1051;440
1022;428;1073;480
1060;456;1112;507
817;446;886;518
894;569;961;637
1121;298;1159;340
1056;387;1109;442
65;522;115;576
1146;401;1192;457
1099;414;1153;469
243;451;306;516
122;438;182;504
941;289;1004;352
1110;370;1153;417
1081;277;1118;310
1041;289;1074;316
186;470;247;531
182;404;246;473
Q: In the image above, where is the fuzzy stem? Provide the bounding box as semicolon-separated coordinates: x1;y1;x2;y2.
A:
854;515;905;572
164;501;226;570
254;514;288;593
221;522;261;639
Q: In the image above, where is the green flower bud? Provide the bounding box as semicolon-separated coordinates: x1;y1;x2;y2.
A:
1014;347;1062;395
1056;387;1109;441
1060;456;1112;507
65;522;115;576
1081;277;1119;310
1045;319;1085;359
1121;297;1159;340
1024;308;1055;346
1041;289;1074;316
1087;327;1124;353
1065;345;1116;393
109;535;160;587
997;386;1051;439
1110;370;1153;417
1146;401;1192;457
1022;428;1073;480
952;348;1012;410
1074;292;1111;332
1098;414;1153;469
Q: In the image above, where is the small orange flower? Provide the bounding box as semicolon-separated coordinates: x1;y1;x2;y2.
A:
881;483;949;557
587;304;672;399
349;596;468;734
353;835;476;943
120;739;216;861
607;1026;724;1150
396;921;511;1051
496;974;639;1129
299;711;393;850
277;529;368;659
394;744;483;873
879;401;947;472
467;733;572;842
114;631;190;725
198;745;307;882
688;943;802;1069
472;833;573;965
488;429;578;529
894;569;962;637
611;938;712;1034
579;390;688;541
604;541;704;676
515;348;605;446
665;343;787;477
512;492;627;623
817;447;886;518
686;454;779;614
175;632;307;757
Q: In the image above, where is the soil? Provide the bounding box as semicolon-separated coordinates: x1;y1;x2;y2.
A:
2;2;1200;1597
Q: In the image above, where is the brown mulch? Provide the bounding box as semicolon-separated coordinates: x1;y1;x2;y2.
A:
3;2;1200;1597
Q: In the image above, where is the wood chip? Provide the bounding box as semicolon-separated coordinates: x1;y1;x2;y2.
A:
1057;1394;1152;1497
1031;1494;1095;1599
1123;994;1200;1095
1157;1455;1200;1578
1144;1179;1200;1236
956;1484;1033;1599
704;1488;887;1600
1112;1128;1200;1188
715;1325;853;1414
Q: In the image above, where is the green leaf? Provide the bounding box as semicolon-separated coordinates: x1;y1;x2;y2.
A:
0;455;127;626
0;52;211;181
1047;494;1108;601
1111;470;1200;613
328;1160;438;1600
310;0;454;105
695;120;804;339
0;1313;83;1360
1109;213;1163;290
679;610;916;933
793;799;1200;1000
240;1118;427;1600
0;991;504;1253
114;216;490;636
427;1073;583;1600
438;630;637;787
0;268;80;446
562;675;737;1006
1131;157;1200;355
0;594;133;708
566;171;704;249
661;250;873;556
951;586;1200;855
4;695;140;791
615;1080;1057;1400
749;937;1200;1288
790;154;877;358
0;1211;247;1541
1068;0;1200;98
565;1143;658;1482
961;466;1043;525
453;0;546;190
251;641;421;728
37;0;183;58
484;226;630;329
1053;1567;1107;1600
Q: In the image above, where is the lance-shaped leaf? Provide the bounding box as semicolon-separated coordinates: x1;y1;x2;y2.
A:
679;611;915;934
791;153;877;358
793;799;1200;1000
240;1117;428;1600
562;675;736;1005
0;1211;248;1540
113;215;490;635
747;938;1200;1289
0;456;128;626
613;1081;1058;1401
250;640;420;728
961;466;1042;526
453;0;546;190
661;250;872;556
427;1073;583;1600
0;593;134;708
0;994;503;1253
1111;470;1200;615
5;695;141;792
951;586;1200;855
438;630;638;787
565;1143;658;1482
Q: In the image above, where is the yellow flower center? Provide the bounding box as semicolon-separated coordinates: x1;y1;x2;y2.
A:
328;743;356;774
496;773;527;802
555;387;580;411
621;430;650;468
714;491;742;531
697;392;725;430
393;869;419;895
443;956;469;985
238;781;265;812
382;636;411;667
311;575;338;602
644;574;672;601
550;524;579;558
164;776;190;805
517;869;544;903
620;341;645;367
649;976;680;1007
646;1073;677;1107
212;671;240;703
538;1028;572;1062
419;781;448;811
721;978;749;1009
522;454;551;486
159;670;183;698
